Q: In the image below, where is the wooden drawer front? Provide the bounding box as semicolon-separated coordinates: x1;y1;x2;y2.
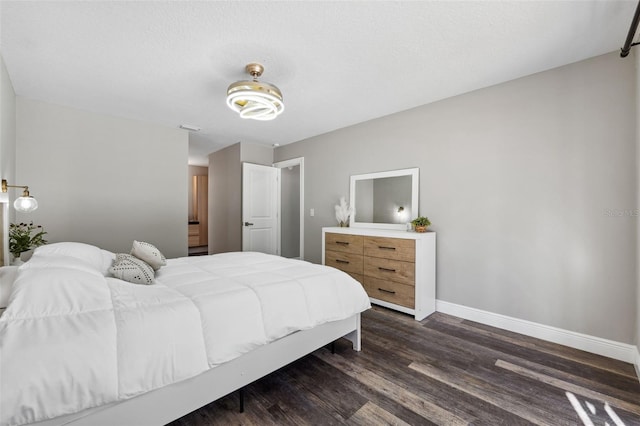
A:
364;256;414;286
188;235;200;247
189;224;199;236
325;233;363;255
325;250;364;275
363;276;415;309
364;236;415;262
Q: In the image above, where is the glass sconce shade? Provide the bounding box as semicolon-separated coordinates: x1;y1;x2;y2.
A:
14;196;38;213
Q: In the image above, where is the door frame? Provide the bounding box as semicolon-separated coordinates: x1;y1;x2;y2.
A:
273;157;304;260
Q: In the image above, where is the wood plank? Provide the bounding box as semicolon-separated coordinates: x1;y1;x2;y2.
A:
343;334;535;425
496;359;640;417
313;350;470;425
409;361;567;426
347;401;411;426
425;315;640;397
448;314;637;380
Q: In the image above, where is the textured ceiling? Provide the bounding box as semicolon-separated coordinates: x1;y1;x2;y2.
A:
1;1;637;165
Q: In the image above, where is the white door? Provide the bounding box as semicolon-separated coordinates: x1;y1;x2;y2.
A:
242;163;280;254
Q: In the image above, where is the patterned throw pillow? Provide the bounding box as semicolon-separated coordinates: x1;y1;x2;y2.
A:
130;240;167;271
109;253;155;285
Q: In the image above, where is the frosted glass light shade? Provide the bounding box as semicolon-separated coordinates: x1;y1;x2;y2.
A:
226;83;284;121
14;196;38;213
226;63;284;121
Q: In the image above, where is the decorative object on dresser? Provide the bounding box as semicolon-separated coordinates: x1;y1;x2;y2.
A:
411;216;431;233
323;227;436;321
334;196;354;227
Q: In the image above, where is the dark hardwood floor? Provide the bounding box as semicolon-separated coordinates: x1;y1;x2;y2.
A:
169;306;640;425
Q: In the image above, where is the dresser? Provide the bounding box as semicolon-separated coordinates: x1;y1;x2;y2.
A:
322;227;436;321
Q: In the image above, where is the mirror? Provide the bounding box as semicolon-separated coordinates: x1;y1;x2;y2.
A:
349;168;419;230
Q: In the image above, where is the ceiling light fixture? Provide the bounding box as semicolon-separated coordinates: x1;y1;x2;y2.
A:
226;63;284;121
1;179;38;212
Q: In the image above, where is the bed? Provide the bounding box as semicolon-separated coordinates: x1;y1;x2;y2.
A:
0;243;371;426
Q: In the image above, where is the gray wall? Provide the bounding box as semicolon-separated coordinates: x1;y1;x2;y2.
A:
0;55;16;224
241;142;274;166
15;98;188;258
275;51;637;344
208;142;273;254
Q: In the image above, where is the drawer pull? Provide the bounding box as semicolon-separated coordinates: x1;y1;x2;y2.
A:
336;259;350;264
378;267;396;273
378;246;396;250
335;241;350;245
378;288;396;295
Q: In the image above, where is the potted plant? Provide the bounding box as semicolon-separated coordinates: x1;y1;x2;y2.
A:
411;216;431;233
9;222;47;265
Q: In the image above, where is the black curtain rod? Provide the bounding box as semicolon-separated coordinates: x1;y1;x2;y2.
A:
621;0;640;57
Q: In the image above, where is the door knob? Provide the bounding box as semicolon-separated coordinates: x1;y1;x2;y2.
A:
244;222;254;226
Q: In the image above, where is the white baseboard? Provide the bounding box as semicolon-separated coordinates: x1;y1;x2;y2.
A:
436;300;637;365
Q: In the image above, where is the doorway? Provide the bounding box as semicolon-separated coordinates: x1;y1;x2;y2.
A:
240;158;304;259
274;157;304;259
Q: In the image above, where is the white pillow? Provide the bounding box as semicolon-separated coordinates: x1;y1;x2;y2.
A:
130;240;166;271
0;266;18;308
33;242;114;275
109;253;155;285
100;250;115;275
21;253;105;277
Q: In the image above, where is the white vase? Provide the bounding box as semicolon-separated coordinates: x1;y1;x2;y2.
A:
11;255;24;266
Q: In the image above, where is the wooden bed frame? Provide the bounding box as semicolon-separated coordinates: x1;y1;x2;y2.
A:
31;314;362;426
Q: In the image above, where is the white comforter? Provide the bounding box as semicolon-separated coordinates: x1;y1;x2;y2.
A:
0;246;370;426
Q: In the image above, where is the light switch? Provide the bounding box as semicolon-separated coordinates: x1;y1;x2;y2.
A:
310;208;315;217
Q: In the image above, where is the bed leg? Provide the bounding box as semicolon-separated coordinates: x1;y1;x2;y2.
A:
344;313;362;351
239;387;245;413
330;341;335;354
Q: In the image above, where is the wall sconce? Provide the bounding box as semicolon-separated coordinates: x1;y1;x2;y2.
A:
397;206;405;214
1;179;38;212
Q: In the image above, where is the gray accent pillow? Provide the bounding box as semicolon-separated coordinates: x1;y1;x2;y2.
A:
109;253;155;285
130;240;167;271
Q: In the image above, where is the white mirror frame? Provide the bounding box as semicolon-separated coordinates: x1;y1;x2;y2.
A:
349;167;419;230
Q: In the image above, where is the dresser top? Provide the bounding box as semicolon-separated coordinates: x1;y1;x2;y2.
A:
323;226;435;240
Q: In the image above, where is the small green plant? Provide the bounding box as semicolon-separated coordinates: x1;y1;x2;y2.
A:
411;216;431;227
9;222;47;258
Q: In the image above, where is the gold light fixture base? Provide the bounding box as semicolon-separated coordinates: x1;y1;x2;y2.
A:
2;179;29;197
245;63;264;80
